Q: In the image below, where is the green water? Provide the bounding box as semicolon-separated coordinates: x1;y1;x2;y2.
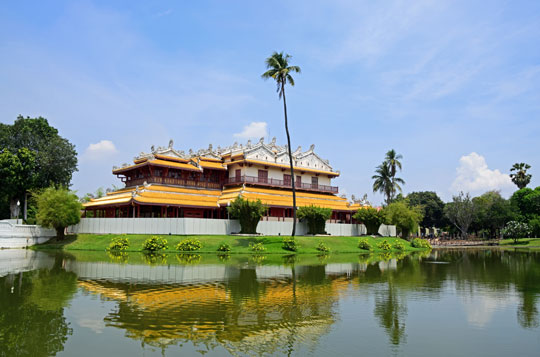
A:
1;249;539;356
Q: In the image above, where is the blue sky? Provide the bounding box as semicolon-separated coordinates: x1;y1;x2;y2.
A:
1;0;539;204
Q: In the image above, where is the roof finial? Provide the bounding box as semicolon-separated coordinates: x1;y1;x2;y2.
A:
168;139;174;149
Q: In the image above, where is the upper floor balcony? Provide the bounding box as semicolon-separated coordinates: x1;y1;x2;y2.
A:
225;175;339;194
127;177;222;190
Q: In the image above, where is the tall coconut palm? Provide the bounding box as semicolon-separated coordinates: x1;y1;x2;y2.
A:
510;163;532;189
262;51;301;236
372;163;393;205
384;149;405;201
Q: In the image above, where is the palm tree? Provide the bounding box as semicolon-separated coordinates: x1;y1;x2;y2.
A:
372;163;393;205
384;149;405;201
510;163;532;189
262;51;301;236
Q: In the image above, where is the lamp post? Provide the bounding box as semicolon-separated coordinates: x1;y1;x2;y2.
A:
16;200;20;225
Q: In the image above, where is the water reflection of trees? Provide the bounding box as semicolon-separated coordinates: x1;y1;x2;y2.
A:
0;254;77;356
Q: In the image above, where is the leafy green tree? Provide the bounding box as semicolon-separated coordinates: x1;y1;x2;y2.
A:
510;163;532;189
472;191;514;239
0;116;78;219
353;207;385;235
510;186;540;237
0;148;36;218
228;197;267;234
406;191;445;228
297;205;332;235
383;201;423;239
262;52;301;236
444;192;475;239
36;187;82;239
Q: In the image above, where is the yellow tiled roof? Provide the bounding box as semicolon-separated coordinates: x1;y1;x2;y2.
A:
218;187;350;211
112;159;201;174
197;160;226;170
83;185;220;208
225;159;339;176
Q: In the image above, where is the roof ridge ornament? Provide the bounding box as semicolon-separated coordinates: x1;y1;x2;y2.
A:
168;139;174;149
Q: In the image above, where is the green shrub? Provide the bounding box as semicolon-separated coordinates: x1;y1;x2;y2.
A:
411;238;432;249
249;242;266;252
217;242;232;252
176;238;202;251
358;238;372;250
228;197;267;234
142;236;168;252
377;239;392;251
316;241;330;253
297;205;332;234
108;236;130;251
353;207;385;235
383;202;423;239
282;237;299;252
393;241;405;251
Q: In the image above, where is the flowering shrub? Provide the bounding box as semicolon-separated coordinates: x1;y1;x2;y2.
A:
377;239;392;251
108;236;129;251
316;241;330;253
142;236;168;252
282;237;299;252
217;242;232;252
176;238;202;251
502;221;532;243
249;242;266;252
393;241;405;251
411;238;432;249
358;238;372;251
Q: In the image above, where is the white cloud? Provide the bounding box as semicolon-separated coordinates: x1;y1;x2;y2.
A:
83;140;118;161
233;122;268;139
451;152;513;194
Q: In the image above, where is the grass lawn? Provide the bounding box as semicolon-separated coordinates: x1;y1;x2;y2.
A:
34;234;428;254
499;238;540;248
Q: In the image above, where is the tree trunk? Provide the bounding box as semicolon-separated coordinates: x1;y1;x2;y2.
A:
282;82;296;237
55;227;65;241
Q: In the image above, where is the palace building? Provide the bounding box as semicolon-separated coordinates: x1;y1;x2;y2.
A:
84;138;359;222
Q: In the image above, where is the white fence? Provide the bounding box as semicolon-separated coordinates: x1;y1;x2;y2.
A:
68;218;396;237
0;221;56;248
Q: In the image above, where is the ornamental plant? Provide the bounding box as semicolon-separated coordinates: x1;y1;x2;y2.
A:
142;236;168;252
377;239;392;251
353;207;385;235
502;221;532;243
227;197;267;234
176;238;203;251
316;241;330;253
249;242;266;252
393;241;405;251
282;236;299;252
297;205;332;234
108;236;130;251
217;242;232;252
358;238;373;251
411;238;432;249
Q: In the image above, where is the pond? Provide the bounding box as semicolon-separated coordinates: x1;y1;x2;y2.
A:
1;248;539;356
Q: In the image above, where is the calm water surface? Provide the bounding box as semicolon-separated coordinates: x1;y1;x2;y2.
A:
1;249;539;356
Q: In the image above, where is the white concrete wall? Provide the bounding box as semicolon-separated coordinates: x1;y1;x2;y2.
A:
0;221;56;248
68;218;396;237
